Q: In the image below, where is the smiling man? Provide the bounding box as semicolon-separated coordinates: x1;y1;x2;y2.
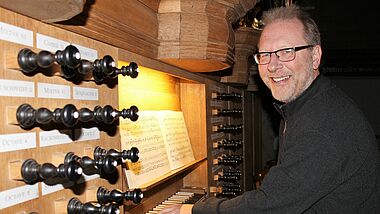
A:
255;6;321;104
159;5;380;214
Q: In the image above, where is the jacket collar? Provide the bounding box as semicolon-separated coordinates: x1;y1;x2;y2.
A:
273;74;334;118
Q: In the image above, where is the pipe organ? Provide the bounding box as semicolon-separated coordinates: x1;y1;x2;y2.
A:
0;4;255;214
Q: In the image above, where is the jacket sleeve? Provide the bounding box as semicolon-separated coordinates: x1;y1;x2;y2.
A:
193;131;343;214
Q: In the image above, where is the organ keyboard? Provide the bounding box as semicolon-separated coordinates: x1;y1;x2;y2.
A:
145;188;206;214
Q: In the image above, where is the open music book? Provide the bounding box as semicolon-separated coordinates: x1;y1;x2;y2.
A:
120;110;195;189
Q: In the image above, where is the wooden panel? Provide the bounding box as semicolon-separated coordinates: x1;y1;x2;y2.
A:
0;7;123;213
55;0;159;60
118;44;209;213
180;81;207;160
0;0;85;22
118;62;181;111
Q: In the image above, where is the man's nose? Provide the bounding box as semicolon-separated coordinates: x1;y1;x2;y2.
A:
267;53;282;72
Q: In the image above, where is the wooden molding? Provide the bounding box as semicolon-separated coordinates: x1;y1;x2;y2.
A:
55;0;160;59
221;27;260;85
0;0;86;22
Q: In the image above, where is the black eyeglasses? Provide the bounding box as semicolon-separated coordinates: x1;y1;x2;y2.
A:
254;45;315;65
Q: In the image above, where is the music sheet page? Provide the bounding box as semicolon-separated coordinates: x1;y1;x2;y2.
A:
120;110;195;188
120;111;171;188
157;110;195;170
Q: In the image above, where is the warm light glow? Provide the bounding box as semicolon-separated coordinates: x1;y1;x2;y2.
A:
118;61;181;111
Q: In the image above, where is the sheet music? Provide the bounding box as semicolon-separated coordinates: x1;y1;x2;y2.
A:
120;111;171;188
157;111;195;169
120;110;195;188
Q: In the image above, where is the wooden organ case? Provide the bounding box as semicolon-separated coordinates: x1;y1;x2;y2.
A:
0;4;256;214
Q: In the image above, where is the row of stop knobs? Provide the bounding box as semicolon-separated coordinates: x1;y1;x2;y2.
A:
17;45;139;83
16;46;141;213
21;146;139;184
67;186;143;214
210;175;242;198
214;183;241;198
16;103;139;129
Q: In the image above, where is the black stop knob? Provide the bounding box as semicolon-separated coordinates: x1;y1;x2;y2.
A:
17;45;81;75
92;55;115;83
55;45;81;68
98;55;116;76
92;67;105;83
67;197;119;214
35;107;53;124
16;104;81;129
60;65;77;79
97;186;143;205
96;155;118;174
17;48;38;73
113;61;139;79
65;152;118;175
124;62;139;78
119;105;139;122
78;107;94;123
94;105;115;124
16;104;36;129
63;161;83;182
21;159;82;184
94;146;139;163
92;105;139;124
124;147;139;163
37;50;55;68
53;104;79;127
20;159;40;184
76;59;94;75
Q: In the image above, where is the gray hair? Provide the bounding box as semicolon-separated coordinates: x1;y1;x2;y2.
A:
262;5;321;46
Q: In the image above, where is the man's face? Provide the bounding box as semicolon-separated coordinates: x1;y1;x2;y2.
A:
257;19;321;103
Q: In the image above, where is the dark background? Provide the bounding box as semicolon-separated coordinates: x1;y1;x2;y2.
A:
296;0;380;70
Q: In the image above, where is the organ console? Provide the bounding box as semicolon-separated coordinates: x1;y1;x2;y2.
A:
0;4;256;214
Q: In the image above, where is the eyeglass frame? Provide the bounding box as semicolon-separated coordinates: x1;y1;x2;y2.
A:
253;45;315;65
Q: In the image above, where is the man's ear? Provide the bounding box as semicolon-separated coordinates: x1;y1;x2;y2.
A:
312;45;322;70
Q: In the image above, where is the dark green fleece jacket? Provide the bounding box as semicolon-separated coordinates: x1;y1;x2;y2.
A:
193;75;380;213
